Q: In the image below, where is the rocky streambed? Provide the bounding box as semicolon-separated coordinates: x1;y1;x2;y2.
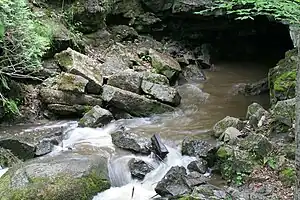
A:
0;0;299;199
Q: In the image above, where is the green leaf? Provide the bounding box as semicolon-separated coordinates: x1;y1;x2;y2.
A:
0;21;4;41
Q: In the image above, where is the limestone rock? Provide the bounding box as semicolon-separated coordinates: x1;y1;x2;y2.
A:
187;159;208;174
47;104;91;117
40;88;103;106
43;72;89;93
141;71;169;85
107;70;142;94
78;105;113;128
111;127;151;154
0;152;110;199
128;158;153;180
239;134;273;158
220;127;243;144
155;166;191;197
141;81;181;106
181;137;215;160
55;48;103;94
101;55;132;77
101;85;174;117
149;49;181;80
213;116;244;138
272;98;295;126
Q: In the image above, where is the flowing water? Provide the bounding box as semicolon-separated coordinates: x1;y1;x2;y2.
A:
0;61;271;199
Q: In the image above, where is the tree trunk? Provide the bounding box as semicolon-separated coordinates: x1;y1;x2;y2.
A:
295;29;300;200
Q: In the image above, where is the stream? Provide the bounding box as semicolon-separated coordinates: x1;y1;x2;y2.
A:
0;61;271;199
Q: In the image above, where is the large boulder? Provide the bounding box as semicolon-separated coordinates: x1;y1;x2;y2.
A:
272;98;295;127
181;137;215;161
187;159;208;174
107;70;142;94
128;158;154;180
40;88;103;106
268;49;297;104
239;134;273;158
155;166;191;197
0;121;73;160
149;49;181;81
78;105;113;128
42;72;89;93
0;152;110;199
101;55;132;77
101;85;175;117
181;64;206;82
55;48;103;94
213;116;244;138
141;81;181;106
111;127;151;154
141;71;169;85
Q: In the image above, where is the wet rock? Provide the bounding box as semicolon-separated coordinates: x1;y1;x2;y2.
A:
239;133;273;158
244;78;269;96
268;49;297;104
66;0;112;33
40;88;103;106
78;105;113;128
0;122;70;160
185;171;207;188
55;48;103;94
111;128;151;154
107;106;133;120
181;64;206;82
141;81;181;106
182;137;215;161
101;85;174;117
0;151;110;199
0;147;21;168
272;98;295;126
151;134;169;160
149;49;181;81
213;116;244;138
217;145;259;180
155;166;191;197
187;159;208;174
141;71;169;85
220;127;243;144
128;158;153;180
47;104;91;117
189;184;228;200
107;69;142;94
42;72;89;93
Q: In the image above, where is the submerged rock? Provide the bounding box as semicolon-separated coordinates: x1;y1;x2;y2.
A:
149;48;181;81
111;128;151;154
55;48;103;94
182;137;215;161
78;105;114;128
213;116;244;138
155;166;191;197
128;158;153;180
141;81;181;106
101;85;175;117
0;152;110;199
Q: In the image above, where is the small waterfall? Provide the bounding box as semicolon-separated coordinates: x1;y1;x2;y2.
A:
94;146;196;200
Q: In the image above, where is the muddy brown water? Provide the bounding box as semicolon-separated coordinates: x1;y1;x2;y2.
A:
129;61;270;143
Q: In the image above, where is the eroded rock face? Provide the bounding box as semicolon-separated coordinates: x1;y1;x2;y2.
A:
55;48;103;94
111;127;151;154
128;158;153;180
101;85;175;117
78;105;113;128
0;152;110;199
213;116;244;138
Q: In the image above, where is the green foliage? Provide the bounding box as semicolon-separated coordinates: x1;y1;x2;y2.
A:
274;69;296;92
195;0;300;24
263;156;278;170
0;0;53;116
279;167;296;186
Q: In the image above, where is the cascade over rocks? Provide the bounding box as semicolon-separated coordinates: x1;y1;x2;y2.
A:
0;152;110;199
78;105;114;128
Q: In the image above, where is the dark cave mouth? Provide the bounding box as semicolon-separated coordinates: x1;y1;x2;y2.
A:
107;14;294;68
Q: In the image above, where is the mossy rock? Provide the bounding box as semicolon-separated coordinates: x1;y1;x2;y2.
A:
0;147;21;168
0;152;110;200
268;49;298;104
